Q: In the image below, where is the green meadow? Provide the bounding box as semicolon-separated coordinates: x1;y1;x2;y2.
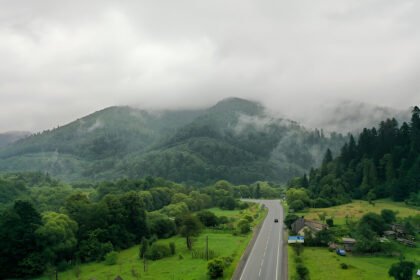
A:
36;204;267;280
296;199;420;225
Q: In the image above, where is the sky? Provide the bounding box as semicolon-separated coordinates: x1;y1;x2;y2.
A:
0;0;419;132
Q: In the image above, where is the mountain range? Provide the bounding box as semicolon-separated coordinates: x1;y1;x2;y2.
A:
0;98;349;184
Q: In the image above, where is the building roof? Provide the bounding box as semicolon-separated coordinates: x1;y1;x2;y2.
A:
291;217;328;233
342;237;356;244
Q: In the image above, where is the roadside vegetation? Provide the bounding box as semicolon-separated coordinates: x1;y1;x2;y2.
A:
35;205;266;280
0;174;278;279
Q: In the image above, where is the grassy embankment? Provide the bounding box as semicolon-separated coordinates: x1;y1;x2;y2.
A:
295;199;420;225
288;199;420;280
37;204;267;280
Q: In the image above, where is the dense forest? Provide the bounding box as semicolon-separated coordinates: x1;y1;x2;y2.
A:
0;98;347;184
0;172;280;278
288;106;420;209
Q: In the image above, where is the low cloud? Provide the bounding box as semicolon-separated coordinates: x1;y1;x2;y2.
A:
0;0;419;132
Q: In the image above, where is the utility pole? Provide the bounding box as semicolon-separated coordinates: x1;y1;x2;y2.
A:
206;235;209;261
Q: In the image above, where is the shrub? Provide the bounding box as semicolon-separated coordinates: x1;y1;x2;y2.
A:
178;254;184;260
208;258;224;279
244;215;254;222
340;263;348;269
296;263;309;280
326;218;334;227
145;243;171;260
289;200;305;211
150;216;176;238
238;201;250;209
380;209;396;224
169;242;176;255
313;198;331;208
56;260;71;272
197;210;219;227
237;219;251;234
220;256;233;267
218;216;229;224
104;251;118;265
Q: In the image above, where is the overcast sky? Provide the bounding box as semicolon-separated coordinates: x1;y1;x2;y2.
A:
0;0;419;132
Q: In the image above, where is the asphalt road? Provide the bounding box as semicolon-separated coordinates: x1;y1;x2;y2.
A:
240;200;285;280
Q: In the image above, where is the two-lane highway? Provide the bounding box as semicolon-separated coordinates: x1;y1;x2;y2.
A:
240;200;285;280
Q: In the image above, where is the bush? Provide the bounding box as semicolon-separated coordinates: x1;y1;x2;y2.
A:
197;210;219;227
296;263;309;280
220;256;233;267
145;243;171;260
289;200;305;211
208;258;224;279
326;218;334;227
340;263;348;269
150;216;176;238
217;216;229;224
237;219;251;234
381;209;396;224
220;197;236;210
238;201;250;209
244;215;254;222
169;242;176;255
56;260;71;272
104;251;118;265
313;198;331;208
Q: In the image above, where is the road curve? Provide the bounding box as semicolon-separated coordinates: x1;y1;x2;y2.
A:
240;200;285;280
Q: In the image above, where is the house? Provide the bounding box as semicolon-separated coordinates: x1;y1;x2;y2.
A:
396;238;416;247
291;217;328;236
391;224;408;238
341;237;357;251
383;230;396;238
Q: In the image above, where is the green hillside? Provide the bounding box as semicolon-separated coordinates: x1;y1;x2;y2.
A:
0;98;347;183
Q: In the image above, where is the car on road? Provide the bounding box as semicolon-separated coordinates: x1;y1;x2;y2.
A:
274;218;278;223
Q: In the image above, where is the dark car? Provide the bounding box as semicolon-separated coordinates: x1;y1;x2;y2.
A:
274;218;279;223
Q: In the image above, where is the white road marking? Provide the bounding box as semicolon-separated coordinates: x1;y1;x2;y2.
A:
275;205;282;280
239;201;269;280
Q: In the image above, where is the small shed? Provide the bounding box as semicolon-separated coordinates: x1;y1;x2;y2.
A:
383;230;396;238
342;237;357;251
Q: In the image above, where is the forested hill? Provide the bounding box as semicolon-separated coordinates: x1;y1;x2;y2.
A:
289;106;420;207
0;131;31;148
0;98;347;183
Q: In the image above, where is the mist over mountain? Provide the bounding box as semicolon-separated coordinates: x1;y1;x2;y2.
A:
278;100;411;134
0;98;347;184
0;131;31;148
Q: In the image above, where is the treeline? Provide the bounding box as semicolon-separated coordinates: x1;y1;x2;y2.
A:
288;106;420;208
0;173;281;278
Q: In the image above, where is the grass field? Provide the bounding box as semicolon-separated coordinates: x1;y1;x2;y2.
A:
288;245;419;280
296;199;420;225
37;204;267;280
288;199;420;280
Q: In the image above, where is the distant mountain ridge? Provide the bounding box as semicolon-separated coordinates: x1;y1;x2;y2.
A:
0;98;347;183
0;131;31;148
